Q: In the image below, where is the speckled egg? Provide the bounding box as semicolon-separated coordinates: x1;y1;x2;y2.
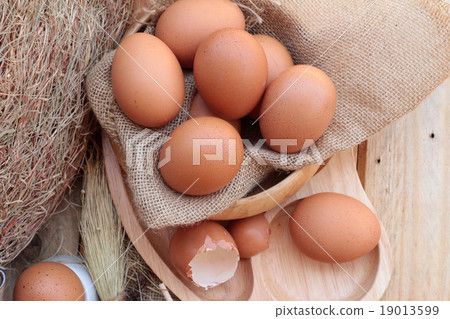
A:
194;28;268;120
259;65;337;153
155;0;245;68
13;262;85;301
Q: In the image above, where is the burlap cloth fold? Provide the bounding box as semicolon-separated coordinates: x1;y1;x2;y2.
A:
86;0;449;229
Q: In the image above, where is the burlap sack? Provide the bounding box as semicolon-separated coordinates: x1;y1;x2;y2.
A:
86;0;449;229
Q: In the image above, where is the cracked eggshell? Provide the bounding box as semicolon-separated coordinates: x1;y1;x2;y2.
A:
169;221;240;289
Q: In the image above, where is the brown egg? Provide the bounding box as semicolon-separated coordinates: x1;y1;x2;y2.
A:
170;221;240;289
190;93;241;133
159;117;244;195
155;0;245;68
228;214;270;259
194;28;268;120
259;65;337;153
111;33;185;127
289;193;381;263
249;34;294;119
13;262;85;301
254;35;294;84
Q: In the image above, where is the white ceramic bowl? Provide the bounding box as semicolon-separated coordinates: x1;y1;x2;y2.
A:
46;255;99;301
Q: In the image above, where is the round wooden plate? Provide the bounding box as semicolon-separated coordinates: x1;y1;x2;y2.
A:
102;132;392;300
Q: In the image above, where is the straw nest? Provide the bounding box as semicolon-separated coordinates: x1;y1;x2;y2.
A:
0;0;134;266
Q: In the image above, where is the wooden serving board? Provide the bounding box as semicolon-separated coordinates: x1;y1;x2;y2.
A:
103;134;392;301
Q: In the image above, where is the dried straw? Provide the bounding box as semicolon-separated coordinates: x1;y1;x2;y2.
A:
80;142;167;301
124;240;170;301
80;148;127;301
0;0;133;266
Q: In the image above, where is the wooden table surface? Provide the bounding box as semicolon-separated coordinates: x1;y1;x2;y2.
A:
129;0;450;301
2;85;447;302
2;2;448;301
360;78;449;300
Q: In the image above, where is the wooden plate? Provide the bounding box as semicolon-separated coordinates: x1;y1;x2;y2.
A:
103;133;392;301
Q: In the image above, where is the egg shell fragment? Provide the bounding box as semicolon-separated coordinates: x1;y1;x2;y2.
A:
169;221;240;289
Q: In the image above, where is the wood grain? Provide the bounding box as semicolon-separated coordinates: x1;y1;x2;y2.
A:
363;78;449;300
210;165;320;220
248;149;392;301
127;0;449;301
104;130;392;300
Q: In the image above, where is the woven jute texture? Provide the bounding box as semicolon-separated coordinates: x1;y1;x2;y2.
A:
86;0;449;229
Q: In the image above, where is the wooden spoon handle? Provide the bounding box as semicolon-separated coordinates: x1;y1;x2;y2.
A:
210;164;320;220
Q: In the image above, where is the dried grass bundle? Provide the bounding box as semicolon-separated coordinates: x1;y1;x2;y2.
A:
0;0;133;265
80;145;167;301
80;149;126;301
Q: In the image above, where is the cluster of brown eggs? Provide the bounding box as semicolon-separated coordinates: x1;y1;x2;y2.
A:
111;0;336;196
111;0;379;290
